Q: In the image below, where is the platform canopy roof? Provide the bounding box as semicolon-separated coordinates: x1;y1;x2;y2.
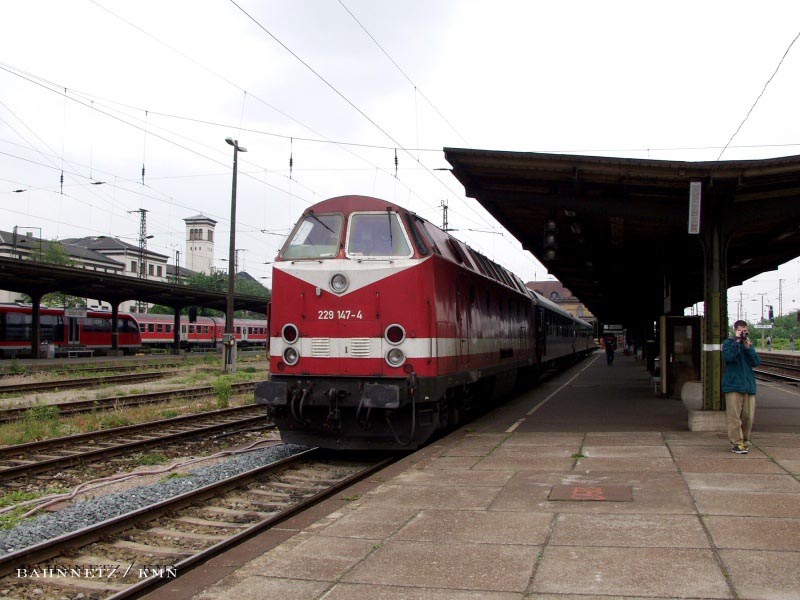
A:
0;257;268;314
444;148;800;327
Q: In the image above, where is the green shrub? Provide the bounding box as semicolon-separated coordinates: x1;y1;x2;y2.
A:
213;376;233;409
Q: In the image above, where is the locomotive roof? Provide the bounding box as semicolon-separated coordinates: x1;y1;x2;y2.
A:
301;195;533;297
306;195;406;214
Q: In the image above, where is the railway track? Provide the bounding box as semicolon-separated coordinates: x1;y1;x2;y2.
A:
0;449;392;599
0;404;271;484
0;380;263;424
0;370;176;396
754;354;800;384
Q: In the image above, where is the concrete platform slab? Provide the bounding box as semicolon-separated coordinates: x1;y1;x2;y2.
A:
342;539;536;592
363;484;501;510
473;453;575;471
693;490;800;518
669;444;768;458
761;446;800;459
501;432;584;447
704;516;800;551
323;583;521;600
664;431;729;445
775;458;800;473
683;472;800;493
244;535;377;581
531;546;731;598
720;549;800;600
582;432;665;446
394;509;553;545
415;455;483;469
491;471;696;515
316;505;418;540
392;468;514;487
549;513;709;548
752;433;800;447
573;457;677;472
581;444;671;458
676;457;787;474
194;576;329;600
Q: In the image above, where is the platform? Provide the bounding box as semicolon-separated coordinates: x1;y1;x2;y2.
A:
151;354;800;599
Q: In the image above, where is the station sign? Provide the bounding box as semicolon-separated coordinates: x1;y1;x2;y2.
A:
753;324;773;329
603;324;624;331
64;308;88;318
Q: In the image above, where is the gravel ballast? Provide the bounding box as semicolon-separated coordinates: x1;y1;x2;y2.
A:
0;443;306;556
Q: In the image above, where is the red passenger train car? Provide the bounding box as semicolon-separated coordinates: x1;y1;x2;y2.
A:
0;303;141;357
256;195;593;450
132;313;267;350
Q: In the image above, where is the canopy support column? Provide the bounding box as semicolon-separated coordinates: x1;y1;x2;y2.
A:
701;221;728;410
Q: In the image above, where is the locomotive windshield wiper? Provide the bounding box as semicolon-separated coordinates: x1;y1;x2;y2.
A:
306;210;335;235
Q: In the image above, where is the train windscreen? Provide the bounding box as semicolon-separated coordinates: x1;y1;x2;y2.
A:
346;212;412;258
282;213;343;259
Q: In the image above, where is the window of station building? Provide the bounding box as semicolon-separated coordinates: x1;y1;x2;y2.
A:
130;261;137;273
157;266;163;277
207;230;213;242
148;264;154;276
550;291;559;300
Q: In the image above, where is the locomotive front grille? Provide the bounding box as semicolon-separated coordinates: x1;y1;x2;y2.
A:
311;338;331;357
350;338;371;358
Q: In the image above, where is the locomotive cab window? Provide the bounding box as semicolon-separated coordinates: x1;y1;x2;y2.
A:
282;212;343;260
346;212;413;259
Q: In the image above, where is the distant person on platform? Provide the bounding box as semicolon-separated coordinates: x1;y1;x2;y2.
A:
722;320;760;454
766;335;772;351
604;336;616;366
791;333;796;352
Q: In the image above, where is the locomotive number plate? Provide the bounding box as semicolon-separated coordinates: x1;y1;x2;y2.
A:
317;310;364;320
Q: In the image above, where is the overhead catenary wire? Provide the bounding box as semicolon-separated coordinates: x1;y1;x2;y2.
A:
336;0;470;147
717;28;800;160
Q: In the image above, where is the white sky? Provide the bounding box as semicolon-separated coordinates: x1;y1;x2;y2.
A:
1;0;799;323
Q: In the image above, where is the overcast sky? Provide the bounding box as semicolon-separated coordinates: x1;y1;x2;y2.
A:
1;0;799;322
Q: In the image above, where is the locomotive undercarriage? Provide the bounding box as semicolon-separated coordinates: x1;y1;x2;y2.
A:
256;361;536;450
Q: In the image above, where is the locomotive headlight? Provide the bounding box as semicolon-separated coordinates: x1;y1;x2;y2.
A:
384;324;406;345
282;323;299;344
386;348;405;367
283;346;299;365
330;273;349;293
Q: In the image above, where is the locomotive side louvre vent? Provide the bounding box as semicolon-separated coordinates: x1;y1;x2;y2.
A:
350;338;371;358
311;338;331;357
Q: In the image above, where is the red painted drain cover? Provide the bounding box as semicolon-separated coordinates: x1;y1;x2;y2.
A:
549;485;633;502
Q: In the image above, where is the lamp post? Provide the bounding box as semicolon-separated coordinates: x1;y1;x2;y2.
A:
224;137;247;373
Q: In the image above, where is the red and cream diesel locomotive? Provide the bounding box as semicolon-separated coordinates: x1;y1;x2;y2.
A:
256;195;593;450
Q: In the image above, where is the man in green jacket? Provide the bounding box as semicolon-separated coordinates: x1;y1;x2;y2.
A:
722;320;760;454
